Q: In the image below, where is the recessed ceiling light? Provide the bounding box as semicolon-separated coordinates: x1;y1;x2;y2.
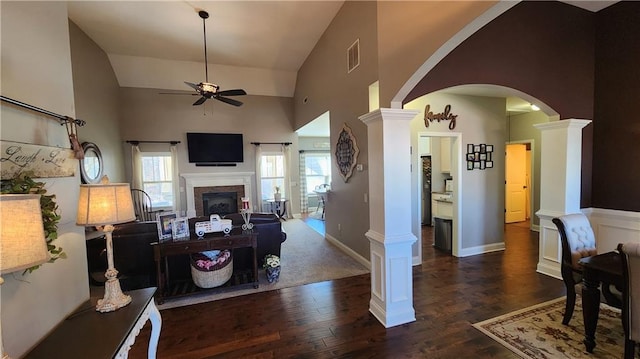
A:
530;104;540;111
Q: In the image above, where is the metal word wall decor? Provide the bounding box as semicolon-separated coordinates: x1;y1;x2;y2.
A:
424;104;457;130
466;144;493;171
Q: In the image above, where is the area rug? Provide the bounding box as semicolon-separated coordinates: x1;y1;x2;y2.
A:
158;218;369;310
473;297;624;358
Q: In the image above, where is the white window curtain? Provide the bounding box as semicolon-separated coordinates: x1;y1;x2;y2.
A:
131;144;143;190
254;144;263;211
170;144;181;215
282;144;292;219
299;151;308;213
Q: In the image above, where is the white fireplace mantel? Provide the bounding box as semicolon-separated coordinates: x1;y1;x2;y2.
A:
182;172;254;217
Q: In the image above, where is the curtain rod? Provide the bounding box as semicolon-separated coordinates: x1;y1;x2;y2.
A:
126;140;181;145
251;142;292;146
1;95;86;126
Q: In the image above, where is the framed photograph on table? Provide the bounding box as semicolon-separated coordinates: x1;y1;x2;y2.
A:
171;217;190;241
156;211;176;241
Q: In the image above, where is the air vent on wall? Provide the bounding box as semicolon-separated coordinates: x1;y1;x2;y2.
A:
347;39;360;73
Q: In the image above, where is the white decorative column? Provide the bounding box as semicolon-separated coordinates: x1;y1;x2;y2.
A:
534;119;591;278
360;108;419;328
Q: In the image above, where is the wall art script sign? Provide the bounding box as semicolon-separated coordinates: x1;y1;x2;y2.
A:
424;104;457;130
0;141;76;179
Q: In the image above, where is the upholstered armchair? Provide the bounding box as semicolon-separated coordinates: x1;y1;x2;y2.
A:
618;242;640;359
553;213;598;325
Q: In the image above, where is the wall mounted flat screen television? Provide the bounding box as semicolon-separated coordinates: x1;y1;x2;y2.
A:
187;133;244;164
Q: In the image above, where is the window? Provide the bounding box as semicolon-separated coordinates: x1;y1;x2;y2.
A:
305;152;331;194
141;153;173;209
260;153;285;200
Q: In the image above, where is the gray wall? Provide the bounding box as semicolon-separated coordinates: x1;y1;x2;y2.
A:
118;87;299;215
69;21;126;182
294;1;378;259
407;93;507;251
1;2;88;356
508;110;550;227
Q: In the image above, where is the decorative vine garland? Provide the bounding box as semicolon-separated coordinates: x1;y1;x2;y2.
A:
1;172;66;273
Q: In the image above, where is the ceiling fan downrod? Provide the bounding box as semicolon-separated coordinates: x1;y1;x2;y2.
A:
199;10;209;83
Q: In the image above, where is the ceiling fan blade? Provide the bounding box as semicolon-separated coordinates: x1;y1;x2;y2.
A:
159;92;199;96
215;96;243;107
217;89;247;97
193;96;207;106
184;82;200;91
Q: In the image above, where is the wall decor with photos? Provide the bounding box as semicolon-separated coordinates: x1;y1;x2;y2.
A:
466;144;494;170
335;123;359;182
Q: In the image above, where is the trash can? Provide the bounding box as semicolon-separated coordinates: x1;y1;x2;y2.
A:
434;217;452;253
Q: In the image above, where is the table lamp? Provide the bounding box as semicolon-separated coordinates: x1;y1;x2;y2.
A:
0;194;50;359
76;175;135;313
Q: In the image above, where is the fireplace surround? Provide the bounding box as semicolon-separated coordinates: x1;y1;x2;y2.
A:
182;172;254;218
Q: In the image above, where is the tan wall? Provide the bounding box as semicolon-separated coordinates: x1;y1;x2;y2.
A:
69;21;126;182
376;1;496;107
0;2;88;356
294;1;378;259
118;88;299;214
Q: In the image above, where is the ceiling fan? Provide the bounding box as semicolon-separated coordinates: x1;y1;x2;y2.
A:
162;10;246;107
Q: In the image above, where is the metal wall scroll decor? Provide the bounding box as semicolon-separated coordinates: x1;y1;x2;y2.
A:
424;104;457;130
335;123;359;182
466;144;494;170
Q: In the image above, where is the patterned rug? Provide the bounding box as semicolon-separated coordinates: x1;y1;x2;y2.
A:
473;297;624;358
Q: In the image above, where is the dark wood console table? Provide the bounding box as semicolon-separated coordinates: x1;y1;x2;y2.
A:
152;229;258;304
24;287;161;359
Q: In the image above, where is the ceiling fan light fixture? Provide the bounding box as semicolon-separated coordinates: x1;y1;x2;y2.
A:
201;83;218;93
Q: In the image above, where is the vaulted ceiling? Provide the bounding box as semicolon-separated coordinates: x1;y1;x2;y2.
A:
68;1;344;97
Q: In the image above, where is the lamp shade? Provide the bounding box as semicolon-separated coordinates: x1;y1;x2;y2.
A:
76;179;135;226
0;194;49;274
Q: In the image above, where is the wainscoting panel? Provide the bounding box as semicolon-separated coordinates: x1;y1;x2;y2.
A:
585;208;640;252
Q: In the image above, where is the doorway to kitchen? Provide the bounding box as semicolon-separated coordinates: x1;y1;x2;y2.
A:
416;132;461;262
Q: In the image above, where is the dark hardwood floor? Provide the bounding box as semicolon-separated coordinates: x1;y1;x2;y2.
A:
129;222;564;358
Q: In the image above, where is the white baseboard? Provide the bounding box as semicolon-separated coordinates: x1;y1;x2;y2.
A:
458;242;506;257
325;233;371;270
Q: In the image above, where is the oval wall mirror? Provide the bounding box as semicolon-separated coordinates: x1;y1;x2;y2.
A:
80;142;104;184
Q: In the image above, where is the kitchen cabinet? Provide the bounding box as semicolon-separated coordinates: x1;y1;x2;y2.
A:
440;137;451;173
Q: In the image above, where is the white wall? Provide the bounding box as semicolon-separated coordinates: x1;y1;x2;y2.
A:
1;2;88;356
406;93;507;256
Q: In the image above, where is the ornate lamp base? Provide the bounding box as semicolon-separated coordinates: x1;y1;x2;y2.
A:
96;225;132;313
97;274;132;313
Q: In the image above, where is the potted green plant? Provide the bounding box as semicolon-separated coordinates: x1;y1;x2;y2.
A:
1;172;66;273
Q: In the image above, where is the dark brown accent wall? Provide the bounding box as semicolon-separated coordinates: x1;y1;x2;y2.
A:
592;2;640;211
403;1;596;208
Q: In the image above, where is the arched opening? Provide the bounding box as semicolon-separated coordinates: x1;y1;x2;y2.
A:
404;84;559;263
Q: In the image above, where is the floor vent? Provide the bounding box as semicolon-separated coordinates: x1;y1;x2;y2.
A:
347;39;360;73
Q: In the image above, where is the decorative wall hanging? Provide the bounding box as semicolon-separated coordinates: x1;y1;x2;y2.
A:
424;104;458;130
466;144;493;170
79;142;104;184
0;141;76;179
1;95;86;159
335;123;359;182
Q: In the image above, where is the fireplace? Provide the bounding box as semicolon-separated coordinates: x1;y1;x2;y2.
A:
202;192;238;216
182;173;254;218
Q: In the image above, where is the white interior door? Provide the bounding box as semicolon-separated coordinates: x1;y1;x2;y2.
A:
505;144;527;223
